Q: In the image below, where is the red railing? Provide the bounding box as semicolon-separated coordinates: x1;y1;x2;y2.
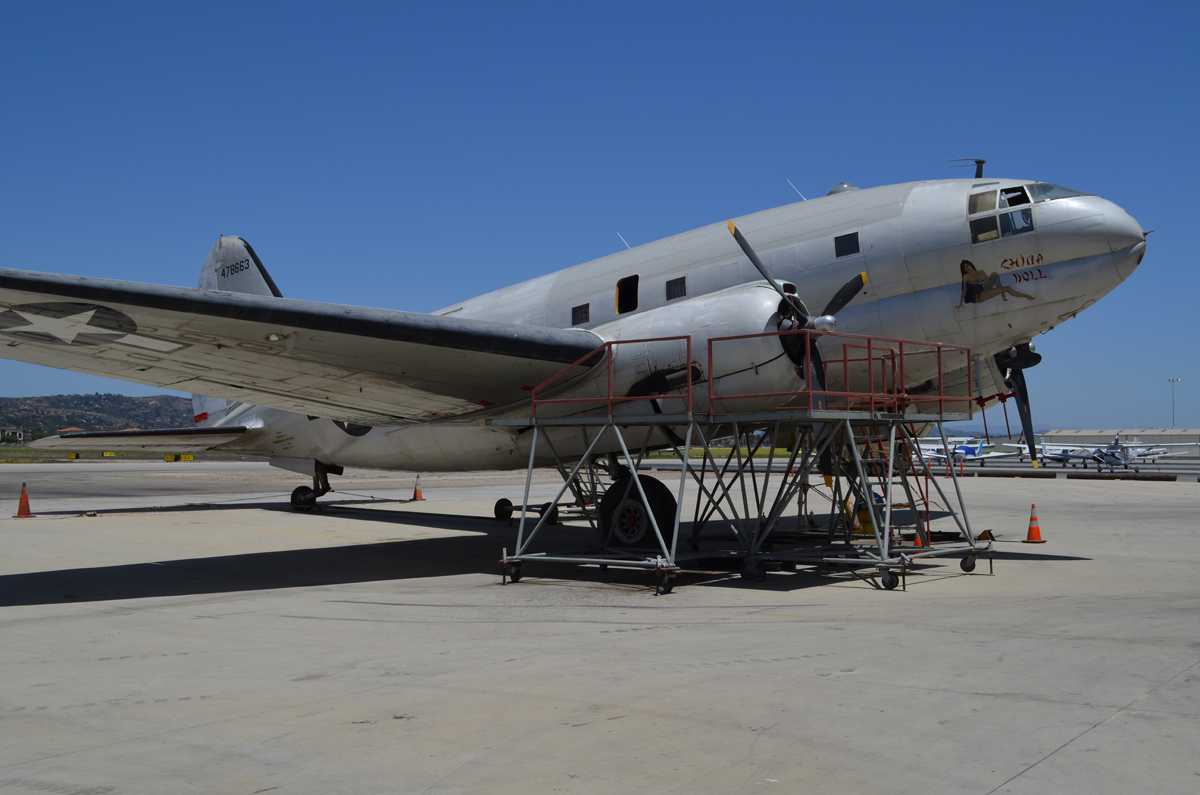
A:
528;329;972;419
530;336;693;419
706;328;973;416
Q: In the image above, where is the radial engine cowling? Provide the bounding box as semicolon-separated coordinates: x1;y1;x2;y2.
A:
543;284;802;417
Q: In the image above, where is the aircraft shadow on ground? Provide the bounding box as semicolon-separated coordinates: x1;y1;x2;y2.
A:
0;504;1092;606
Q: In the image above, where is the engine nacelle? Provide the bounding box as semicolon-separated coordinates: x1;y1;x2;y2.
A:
539;284;801;417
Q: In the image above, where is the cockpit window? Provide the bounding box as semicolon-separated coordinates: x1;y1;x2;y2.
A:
1027;183;1088;203
998;186;1030;208
968;191;996;215
970;215;1000;244
999;208;1034;237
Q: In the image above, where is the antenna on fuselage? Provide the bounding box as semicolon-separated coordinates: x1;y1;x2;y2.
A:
945;158;987;179
617;232;631;249
785;178;807;200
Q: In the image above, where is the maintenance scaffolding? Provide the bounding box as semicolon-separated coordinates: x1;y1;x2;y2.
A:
488;328;991;593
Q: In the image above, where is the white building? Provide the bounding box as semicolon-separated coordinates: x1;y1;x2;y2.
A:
0;427;26;442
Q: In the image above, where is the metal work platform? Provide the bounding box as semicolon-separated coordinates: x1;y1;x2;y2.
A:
488;329;990;593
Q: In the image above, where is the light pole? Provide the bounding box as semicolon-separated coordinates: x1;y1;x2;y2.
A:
1168;378;1181;428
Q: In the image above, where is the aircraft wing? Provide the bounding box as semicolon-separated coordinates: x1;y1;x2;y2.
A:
0;268;604;425
31;426;253;452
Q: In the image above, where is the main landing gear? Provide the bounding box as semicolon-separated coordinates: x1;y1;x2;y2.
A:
290;461;342;512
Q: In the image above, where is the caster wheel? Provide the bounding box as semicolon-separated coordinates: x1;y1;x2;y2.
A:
740;563;766;582
506;564;523;583
880;570;899;590
658;572;675;594
291;486;316;512
539;503;559;524
494;498;513;521
1134;467;1139;474
960;556;977;573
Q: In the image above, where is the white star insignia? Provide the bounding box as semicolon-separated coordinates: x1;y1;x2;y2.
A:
9;308;115;344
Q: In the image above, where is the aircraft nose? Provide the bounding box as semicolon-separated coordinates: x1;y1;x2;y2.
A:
1104;200;1144;252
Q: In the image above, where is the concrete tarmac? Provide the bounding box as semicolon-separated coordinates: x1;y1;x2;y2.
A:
1;463;1198;794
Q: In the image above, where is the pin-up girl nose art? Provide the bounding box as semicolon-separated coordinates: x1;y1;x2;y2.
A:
956;260;1035;309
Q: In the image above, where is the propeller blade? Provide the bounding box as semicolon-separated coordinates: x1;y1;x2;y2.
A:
820;271;868;318
727;220;810;320
1002;361;1039;467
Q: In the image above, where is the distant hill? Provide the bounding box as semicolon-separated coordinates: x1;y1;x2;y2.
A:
0;394;193;437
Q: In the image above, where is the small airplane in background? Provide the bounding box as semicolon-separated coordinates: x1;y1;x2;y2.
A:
1004;434;1200;472
916;436;1019;467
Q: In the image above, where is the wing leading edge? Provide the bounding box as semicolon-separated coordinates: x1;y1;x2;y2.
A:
0;268;604;424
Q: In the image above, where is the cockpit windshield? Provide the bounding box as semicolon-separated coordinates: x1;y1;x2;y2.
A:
1026;183;1089;203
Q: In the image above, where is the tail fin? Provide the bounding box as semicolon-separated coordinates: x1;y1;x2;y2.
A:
199;235;283;297
193;235;281;426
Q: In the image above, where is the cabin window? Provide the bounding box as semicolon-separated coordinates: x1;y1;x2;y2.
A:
968;191;997;214
571;303;590;325
665;276;686;300
834;232;860;258
970;215;1000;244
998;186;1030;208
616;275;639;314
999;208;1035;237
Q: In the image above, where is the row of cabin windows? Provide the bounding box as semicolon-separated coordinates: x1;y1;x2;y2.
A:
569;232;862;326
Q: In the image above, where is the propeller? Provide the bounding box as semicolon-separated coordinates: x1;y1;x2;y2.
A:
995;343;1041;467
726;220;867;396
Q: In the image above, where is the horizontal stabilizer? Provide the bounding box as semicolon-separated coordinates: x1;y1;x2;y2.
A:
31;426;251;452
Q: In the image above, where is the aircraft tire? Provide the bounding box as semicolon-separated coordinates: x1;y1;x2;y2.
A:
598;475;676;547
290;486;316;512
740;562;766;582
494;498;514;521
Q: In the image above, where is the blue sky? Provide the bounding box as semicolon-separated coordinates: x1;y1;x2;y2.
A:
1;2;1196;429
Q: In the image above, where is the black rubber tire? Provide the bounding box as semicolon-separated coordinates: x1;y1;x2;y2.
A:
658;572;674;594
291;486;316;512
881;570;899;590
740;563;766;582
507;564;523;583
494;498;513;521
960;556;977;573
539;502;559;525
597;475;676;547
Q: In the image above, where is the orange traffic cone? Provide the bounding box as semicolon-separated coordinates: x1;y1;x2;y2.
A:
1022;504;1045;543
913;531;923;547
412;476;425;501
14;482;34;518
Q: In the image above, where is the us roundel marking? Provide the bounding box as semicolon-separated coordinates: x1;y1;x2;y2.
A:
0;302;189;352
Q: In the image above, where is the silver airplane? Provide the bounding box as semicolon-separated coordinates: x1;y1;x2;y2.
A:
1007;434;1198;472
0;173;1146;517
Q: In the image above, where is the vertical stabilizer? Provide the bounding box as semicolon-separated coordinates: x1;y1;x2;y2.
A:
199;235;283;297
193;235;282;425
